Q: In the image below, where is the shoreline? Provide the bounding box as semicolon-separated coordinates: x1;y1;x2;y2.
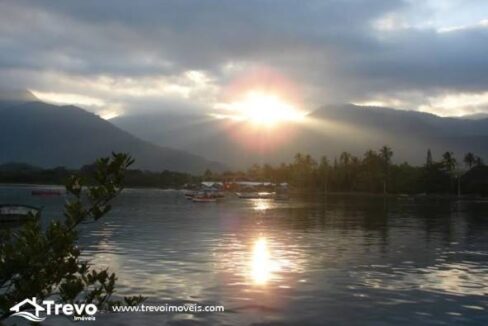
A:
1;182;486;200
0;182;175;192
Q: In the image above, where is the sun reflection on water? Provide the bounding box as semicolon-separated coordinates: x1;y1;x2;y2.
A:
250;237;286;285
251;237;271;284
253;199;271;212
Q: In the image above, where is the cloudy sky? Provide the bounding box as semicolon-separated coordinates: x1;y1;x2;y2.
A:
1;0;487;118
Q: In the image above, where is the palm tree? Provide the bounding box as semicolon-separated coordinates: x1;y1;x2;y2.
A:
426;149;433;167
442;151;457;193
304;154;315;168
203;169;213;180
319;156;329;193
379;146;393;194
339;152;351;167
464;152;475;169
294;152;303;165
442;151;457;173
320;156;329;168
379;146;393;166
338;152;352;190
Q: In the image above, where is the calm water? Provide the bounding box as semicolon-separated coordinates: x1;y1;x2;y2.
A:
1;185;488;325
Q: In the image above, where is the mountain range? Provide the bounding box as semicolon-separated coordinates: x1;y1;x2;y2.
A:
112;104;488;168
0;91;225;173
1;89;487;172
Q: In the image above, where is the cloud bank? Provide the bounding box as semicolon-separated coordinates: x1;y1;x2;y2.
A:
0;0;487;117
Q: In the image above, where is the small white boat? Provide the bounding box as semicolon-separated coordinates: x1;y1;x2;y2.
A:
0;204;41;222
236;192;257;199
236;192;275;199
258;192;275;199
32;189;62;196
192;197;217;203
182;189;195;198
184;189;224;200
212;191;225;198
192;191;218;202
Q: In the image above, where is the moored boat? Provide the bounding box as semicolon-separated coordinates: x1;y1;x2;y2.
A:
258;192;275;199
32;189;62;196
192;196;217;202
236;192;275;199
236;192;258;199
192;192;217;202
184;191;196;199
0;204;41;222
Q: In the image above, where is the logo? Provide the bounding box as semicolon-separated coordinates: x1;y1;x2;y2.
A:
9;297;97;322
9;297;46;322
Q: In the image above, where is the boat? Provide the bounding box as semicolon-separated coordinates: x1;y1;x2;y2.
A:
32;189;62;196
274;183;289;201
192;192;217;203
184;191;196;199
192;196;217;203
0;204;41;222
258;192;275;199
211;191;225;198
236;192;275;199
236;192;255;199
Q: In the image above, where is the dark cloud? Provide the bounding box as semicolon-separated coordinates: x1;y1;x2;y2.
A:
0;0;487;115
353;27;488;93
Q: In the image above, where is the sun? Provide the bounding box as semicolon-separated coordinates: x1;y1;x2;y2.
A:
216;91;307;127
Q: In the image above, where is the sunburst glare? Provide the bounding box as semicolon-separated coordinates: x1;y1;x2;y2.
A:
215;91;307;127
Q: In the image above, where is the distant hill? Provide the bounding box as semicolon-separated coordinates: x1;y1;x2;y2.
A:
459;112;488;120
0;162;42;172
0;97;225;173
111;104;488;167
0;89;37;104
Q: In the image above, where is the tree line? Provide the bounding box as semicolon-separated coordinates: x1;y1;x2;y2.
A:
1;147;486;194
206;147;486;195
0;163;197;189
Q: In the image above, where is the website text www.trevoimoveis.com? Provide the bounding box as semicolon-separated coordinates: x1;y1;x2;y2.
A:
111;303;225;313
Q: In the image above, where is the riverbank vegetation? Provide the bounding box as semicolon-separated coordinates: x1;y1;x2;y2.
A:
1;147;486;195
0;153;144;321
0;163;198;189
208;147;486;195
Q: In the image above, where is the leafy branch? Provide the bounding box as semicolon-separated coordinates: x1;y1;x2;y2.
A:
0;153;144;321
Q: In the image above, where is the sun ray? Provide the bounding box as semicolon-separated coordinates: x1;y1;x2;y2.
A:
215;91;307;127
